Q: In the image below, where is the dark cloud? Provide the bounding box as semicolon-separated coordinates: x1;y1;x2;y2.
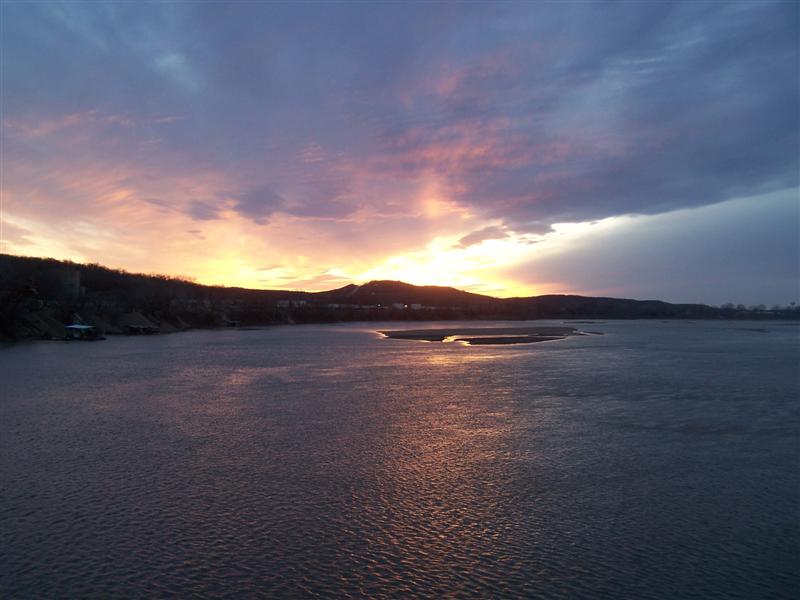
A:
232;186;284;224
144;198;172;212
458;226;508;248
360;1;799;229
186;200;220;221
231;180;356;223
2;1;797;239
503;190;799;305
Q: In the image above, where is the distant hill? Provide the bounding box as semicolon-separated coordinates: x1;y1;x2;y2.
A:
0;254;795;339
505;294;720;319
311;280;496;307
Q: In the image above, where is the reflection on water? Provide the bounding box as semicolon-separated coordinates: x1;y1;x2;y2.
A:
1;320;798;598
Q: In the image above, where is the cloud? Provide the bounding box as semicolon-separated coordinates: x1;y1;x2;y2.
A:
186;200;220;221
358;1;799;231
6;2;795;232
1;1;796;299
270;270;354;291
501;189;799;305
458;226;508;248
231;186;284;224
231;179;357;223
1;220;35;250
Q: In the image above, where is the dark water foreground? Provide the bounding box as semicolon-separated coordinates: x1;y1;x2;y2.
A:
1;320;798;598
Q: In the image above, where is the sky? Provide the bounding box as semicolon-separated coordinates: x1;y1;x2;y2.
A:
1;0;798;305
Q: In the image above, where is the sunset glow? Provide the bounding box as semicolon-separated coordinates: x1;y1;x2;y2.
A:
1;2;797;304
2;5;799;597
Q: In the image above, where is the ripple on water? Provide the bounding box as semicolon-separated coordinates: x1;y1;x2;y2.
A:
1;322;798;598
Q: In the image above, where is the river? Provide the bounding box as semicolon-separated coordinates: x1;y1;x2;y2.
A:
1;320;797;598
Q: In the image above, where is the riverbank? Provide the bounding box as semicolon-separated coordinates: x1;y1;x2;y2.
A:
4;255;796;342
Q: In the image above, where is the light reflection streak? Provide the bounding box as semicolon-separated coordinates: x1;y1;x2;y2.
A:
361;356;522;588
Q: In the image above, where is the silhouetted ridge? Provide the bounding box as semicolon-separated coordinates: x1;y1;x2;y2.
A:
338;280;494;306
1;254;795;340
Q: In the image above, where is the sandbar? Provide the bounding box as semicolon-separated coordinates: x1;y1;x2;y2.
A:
379;326;580;345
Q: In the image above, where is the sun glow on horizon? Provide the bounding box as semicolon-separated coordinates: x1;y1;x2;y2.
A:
2;189;629;299
343;219;625;297
1;208;626;298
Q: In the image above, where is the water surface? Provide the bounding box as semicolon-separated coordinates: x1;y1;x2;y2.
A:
1;320;798;598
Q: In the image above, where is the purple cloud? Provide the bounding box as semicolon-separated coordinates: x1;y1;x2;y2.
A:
232;186;284;224
458;226;509;248
1;0;796;301
186;200;220;221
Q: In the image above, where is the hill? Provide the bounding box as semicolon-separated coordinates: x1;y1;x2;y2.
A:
0;254;795;340
312;280;496;307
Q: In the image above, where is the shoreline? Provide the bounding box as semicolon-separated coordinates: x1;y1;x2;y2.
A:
2;317;798;345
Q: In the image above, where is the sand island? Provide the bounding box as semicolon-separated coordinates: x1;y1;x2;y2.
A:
378;326;588;345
